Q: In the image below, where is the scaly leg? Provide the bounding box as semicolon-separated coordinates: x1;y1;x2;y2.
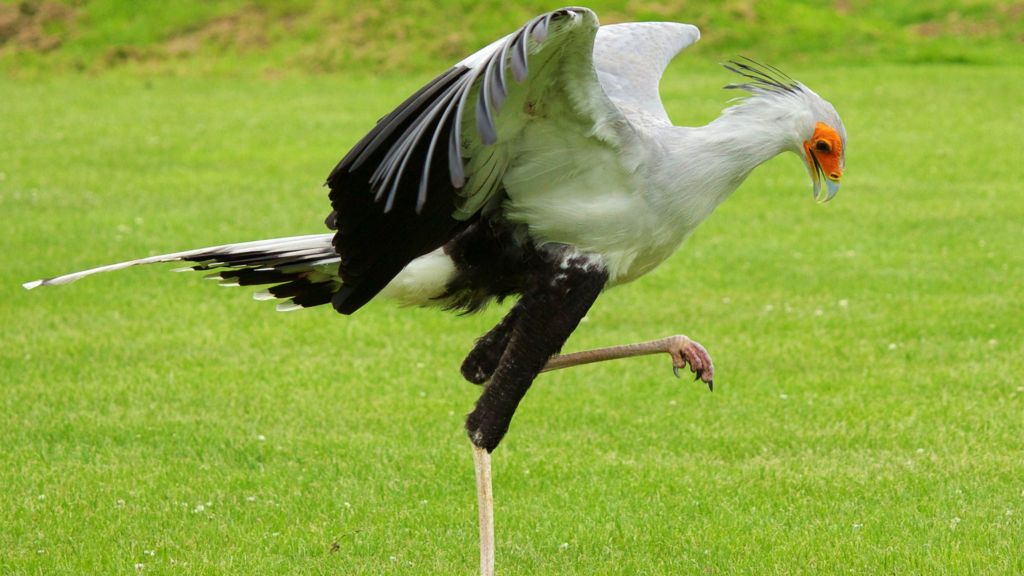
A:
473;445;494;576
542;334;715;389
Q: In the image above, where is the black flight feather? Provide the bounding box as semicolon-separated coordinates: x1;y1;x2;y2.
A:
323;8;583;314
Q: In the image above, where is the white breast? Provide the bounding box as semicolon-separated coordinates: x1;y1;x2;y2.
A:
500;120;695;285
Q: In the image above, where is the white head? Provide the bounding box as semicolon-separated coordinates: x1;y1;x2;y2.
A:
722;58;847;202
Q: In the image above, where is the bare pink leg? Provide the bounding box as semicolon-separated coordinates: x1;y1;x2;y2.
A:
472;445;494;576
541;334;714;390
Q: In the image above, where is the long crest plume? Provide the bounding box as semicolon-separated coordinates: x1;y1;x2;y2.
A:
722;56;802;96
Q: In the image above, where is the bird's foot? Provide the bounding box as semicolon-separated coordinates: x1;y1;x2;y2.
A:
667;335;714;391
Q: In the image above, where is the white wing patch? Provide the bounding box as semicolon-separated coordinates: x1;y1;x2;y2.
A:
593;22;700;126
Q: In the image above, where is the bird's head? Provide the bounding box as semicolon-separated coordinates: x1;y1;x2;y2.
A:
799;99;845;202
723;58;846;202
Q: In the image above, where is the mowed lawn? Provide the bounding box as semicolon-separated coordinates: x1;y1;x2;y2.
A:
2;64;1022;575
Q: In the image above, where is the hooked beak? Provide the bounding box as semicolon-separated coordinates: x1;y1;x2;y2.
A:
807;151;841;203
803;122;844;203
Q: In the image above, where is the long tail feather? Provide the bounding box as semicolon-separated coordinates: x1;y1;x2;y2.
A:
22;234;342;311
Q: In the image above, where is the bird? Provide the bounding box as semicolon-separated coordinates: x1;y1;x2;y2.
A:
24;7;846;575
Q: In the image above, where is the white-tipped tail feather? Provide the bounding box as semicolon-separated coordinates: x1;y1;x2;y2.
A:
22;234;344;311
24;233;461;312
23;234;334;289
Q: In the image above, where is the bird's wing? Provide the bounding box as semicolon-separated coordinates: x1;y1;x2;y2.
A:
592;22;700;127
325;7;629;314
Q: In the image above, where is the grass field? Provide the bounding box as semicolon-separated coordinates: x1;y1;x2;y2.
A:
4;0;1022;75
4;5;1024;575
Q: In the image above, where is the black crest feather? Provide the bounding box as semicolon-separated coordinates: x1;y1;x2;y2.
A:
722;56;801;95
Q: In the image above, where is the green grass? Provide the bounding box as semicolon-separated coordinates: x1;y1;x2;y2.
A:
3;41;1024;576
4;0;1023;75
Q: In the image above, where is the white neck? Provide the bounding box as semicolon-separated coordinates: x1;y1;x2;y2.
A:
646;96;808;228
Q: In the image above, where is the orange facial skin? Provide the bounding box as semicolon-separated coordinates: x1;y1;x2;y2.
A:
803;122;844;182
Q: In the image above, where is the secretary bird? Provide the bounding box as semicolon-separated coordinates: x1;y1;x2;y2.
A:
24;7;847;575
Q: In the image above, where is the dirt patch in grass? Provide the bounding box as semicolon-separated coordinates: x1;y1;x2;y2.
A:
0;0;76;53
100;6;284;69
908;5;1024;41
164;8;274;57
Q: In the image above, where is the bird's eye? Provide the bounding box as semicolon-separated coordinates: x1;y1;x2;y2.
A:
814;140;832;153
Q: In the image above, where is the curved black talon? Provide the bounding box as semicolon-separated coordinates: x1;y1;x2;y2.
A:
707;380;714;392
673;366;681;378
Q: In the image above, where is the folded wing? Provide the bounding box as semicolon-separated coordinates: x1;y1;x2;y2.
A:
324;7;630;314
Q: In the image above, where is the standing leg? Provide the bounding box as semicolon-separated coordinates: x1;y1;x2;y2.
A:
473;445;494;576
466;252;608;576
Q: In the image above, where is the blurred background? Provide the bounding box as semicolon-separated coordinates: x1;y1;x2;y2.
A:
3;2;1023;575
2;0;1022;75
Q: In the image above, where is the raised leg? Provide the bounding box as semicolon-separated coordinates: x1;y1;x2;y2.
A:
542;334;715;389
466;334;714;576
